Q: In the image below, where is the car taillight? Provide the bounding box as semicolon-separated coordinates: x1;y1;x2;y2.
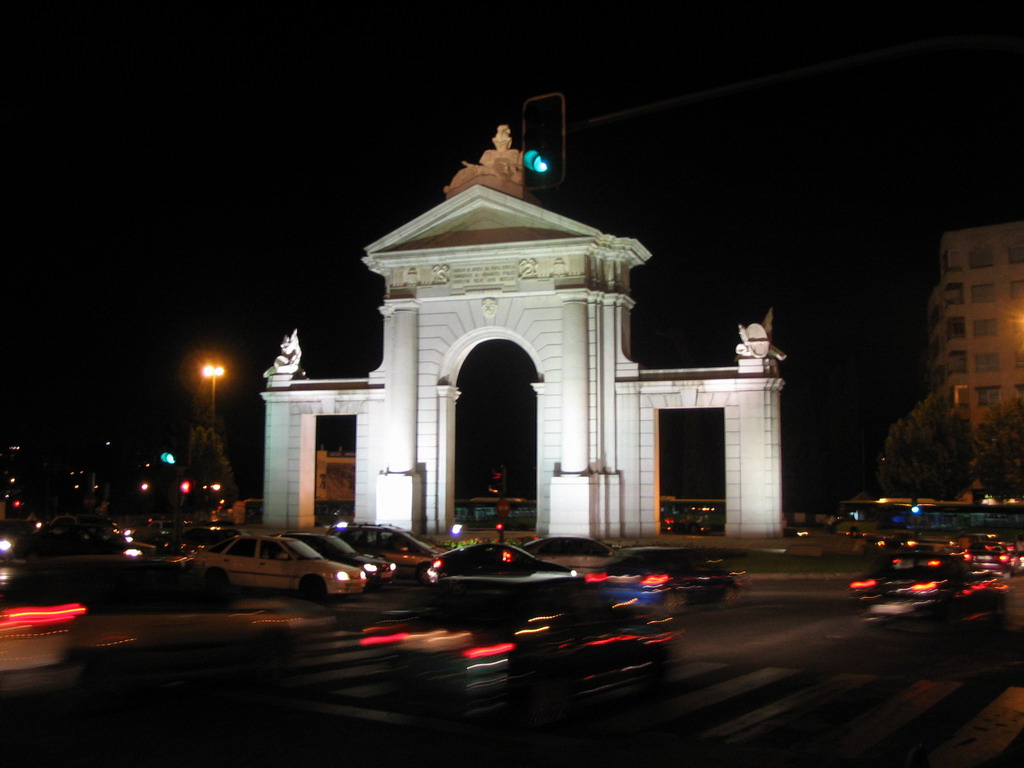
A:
359;632;409;647
431;559;443;569
911;582;939;591
999;554;1010;563
640;574;670;586
849;579;877;589
963;553;973;561
463;642;515;659
1;603;87;627
584;572;608;583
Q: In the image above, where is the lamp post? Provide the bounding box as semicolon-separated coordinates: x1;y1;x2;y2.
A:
202;364;225;428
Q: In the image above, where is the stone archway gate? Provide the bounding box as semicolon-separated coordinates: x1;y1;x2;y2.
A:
262;184;783;538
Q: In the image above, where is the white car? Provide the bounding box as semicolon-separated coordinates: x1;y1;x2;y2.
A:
195;534;365;599
0;556;336;699
520;536;620;573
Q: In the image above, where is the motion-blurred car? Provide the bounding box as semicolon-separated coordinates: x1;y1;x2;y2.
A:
961;542;1014;577
425;543;576;583
0;556;335;699
179;526;248;556
849;551;1007;625
519;536;619;573
0;520;38;560
360;573;675;725
588;546;744;612
278;532;396;589
194;534;365;600
332;523;443;584
14;522;149;559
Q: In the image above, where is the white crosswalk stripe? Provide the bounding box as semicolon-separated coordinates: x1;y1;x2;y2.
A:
928;687;1024;768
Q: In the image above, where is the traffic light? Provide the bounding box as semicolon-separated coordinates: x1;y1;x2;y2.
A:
522;93;565;189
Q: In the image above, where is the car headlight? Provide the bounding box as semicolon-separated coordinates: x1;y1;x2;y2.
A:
0;539;11;553
363;564;378;573
335;571;350;581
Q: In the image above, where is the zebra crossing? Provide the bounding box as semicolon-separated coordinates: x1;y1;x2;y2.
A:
273;627;1024;766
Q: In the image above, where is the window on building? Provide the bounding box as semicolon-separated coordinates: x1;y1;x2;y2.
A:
943;250;963;271
976;352;1000;372
945;283;964;305
953;384;969;405
947;317;965;339
974;318;997;337
1012;281;1024;299
948;350;967;373
970;248;994;268
972;283;996;303
978;386;1001;407
1017;384;1024;398
1010;245;1024;263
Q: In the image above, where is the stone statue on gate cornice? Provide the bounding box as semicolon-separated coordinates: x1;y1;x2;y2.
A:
444;125;527;200
736;308;787;362
264;329;305;378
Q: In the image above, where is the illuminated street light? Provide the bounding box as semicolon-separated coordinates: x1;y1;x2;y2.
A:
202;364;225;427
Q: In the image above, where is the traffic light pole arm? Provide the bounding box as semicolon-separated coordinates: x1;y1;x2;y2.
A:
567;36;1024;134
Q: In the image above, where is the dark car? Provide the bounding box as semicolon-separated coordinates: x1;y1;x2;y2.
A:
425;543;575;583
332;523;443;584
360;573;676;725
179;526;248;556
589;546;744;613
0;556;335;699
14;522;148;559
0;520;38;560
961;542;1014;577
849;551;1007;625
278;532;396;588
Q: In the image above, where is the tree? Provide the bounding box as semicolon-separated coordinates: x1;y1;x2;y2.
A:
876;393;973;500
187;425;239;516
974;398;1024;500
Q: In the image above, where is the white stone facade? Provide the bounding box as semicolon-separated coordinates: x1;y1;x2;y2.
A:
262;185;784;538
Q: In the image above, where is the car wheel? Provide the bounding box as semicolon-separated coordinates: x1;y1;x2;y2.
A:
205;568;229;593
721;587;742;608
522;676;570;728
300;574;328;601
662;590;687;614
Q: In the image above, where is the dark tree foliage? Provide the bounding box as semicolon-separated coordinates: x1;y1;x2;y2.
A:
188;425;239;513
975;398;1024;500
877;393;973;500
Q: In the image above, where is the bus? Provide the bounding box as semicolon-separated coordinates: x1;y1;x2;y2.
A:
453;498;536;530
833;498;1024;536
660;498;726;534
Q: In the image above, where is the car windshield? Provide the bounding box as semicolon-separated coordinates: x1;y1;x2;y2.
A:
322;537;357;555
281;539;325;560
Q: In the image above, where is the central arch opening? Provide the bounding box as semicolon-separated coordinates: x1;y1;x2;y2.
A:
454;339;537;529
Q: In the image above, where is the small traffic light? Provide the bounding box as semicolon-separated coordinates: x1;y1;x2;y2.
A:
180;480;192;494
522;93;565;189
160;451;176;465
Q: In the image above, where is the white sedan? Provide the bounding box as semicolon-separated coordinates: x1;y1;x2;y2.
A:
520;536;620;573
195;534;365;599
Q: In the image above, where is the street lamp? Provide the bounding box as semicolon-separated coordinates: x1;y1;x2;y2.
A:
202;364;225;427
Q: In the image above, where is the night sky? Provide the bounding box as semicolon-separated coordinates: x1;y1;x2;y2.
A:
5;8;1024;514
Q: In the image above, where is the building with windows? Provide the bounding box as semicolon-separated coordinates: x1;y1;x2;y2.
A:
927;220;1024;425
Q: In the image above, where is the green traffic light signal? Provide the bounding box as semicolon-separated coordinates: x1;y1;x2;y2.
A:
160;451;176;465
522;92;565;190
